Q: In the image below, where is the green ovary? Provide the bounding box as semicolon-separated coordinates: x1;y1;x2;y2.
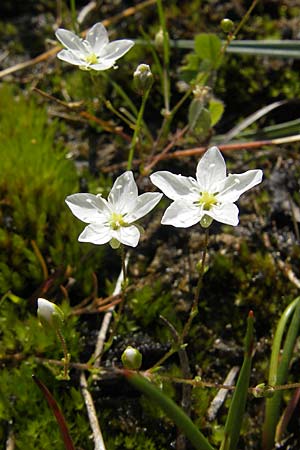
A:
110;212;126;230
85;53;98;64
198;191;218;210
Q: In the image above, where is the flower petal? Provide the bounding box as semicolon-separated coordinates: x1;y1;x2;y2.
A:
161;200;202;228
56;49;84;66
99;40;134;60
55;28;87;53
196;146;226;192
112;225;140;247
150;171;199;201
65;193;110;223
108;171;138;214
126;193;163;222
217;169;263;203
207;203;239;226
78;224;112;244
86;23;109;53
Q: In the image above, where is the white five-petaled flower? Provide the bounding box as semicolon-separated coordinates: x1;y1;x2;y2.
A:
66;171;162;248
55;22;134;71
150;146;263;228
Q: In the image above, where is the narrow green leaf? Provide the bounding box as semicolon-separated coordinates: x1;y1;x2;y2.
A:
220;311;254;450
262;297;300;450
125;371;215;450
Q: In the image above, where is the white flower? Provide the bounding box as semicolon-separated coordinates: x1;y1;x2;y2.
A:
150;146;263;228
37;298;64;328
66;171;162;248
55;22;134;71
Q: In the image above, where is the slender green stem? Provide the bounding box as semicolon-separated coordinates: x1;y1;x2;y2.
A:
105;99;135;129
102;71;139;116
182;229;209;340
56;328;70;380
69;0;78;33
127;88;151;170
232;0;259;39
148;346;180;373
156;0;170;113
106;245;128;346
106;74;153;144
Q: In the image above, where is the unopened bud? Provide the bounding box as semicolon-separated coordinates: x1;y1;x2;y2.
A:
37;298;64;329
221;18;234;34
154;29;165;51
133;64;153;95
252;383;275;398
121;346;142;370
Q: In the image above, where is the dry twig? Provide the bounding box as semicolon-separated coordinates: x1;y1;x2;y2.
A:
80;372;106;450
92;255;129;368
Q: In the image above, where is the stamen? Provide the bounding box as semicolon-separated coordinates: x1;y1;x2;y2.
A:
110;212;126;230
198;191;218;210
85;53;98;65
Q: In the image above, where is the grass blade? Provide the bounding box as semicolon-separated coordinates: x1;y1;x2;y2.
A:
220;311;254;450
262;297;300;449
124;370;215;450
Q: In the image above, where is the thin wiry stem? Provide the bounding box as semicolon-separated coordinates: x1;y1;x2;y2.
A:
127;88;151;170
56;328;70;379
182;229;209;340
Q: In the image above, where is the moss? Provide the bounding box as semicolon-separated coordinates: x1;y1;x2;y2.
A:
0;84;105;297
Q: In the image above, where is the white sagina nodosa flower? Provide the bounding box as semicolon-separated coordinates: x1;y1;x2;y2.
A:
55;22;134;71
150;146;263;228
66;171;162;248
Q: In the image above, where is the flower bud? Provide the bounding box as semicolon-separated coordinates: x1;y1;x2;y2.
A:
252;383;275;398
133;64;153;95
154;29;165;51
121;346;142;370
221;18;234;34
37;298;64;329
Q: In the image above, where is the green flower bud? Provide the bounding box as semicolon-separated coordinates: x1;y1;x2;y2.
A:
37;298;64;329
252;383;275;398
121;346;142;370
133;64;153;95
221;18;234;34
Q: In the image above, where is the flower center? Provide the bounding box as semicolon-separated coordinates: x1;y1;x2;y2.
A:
109;212;126;230
85;53;98;65
198;191;218;210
